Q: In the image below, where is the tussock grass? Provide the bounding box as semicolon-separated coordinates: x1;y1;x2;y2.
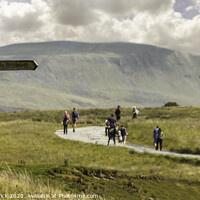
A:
0;166;65;200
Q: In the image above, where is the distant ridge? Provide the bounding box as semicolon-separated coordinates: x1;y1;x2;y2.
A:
0;41;200;111
0;41;174;55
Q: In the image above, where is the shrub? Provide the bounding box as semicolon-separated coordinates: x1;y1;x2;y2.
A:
164;102;179;107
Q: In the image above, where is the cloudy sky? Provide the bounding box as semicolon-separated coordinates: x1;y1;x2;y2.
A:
0;0;200;55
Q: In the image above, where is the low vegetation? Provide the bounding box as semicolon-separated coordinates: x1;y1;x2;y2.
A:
164;102;179;107
0;107;200;199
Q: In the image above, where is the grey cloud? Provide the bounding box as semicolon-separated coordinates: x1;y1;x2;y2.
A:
7;0;31;3
48;0;100;26
95;0;135;15
1;12;43;32
138;0;173;12
97;0;173;15
48;0;174;27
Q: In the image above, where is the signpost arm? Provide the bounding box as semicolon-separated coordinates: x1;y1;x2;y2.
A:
0;60;38;71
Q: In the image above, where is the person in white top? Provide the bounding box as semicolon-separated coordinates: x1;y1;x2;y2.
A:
105;118;110;136
132;106;139;119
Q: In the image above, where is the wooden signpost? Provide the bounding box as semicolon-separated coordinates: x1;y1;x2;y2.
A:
0;60;38;71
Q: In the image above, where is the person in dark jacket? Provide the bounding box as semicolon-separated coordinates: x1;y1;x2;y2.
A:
115;105;121;121
156;128;163;151
120;125;127;144
108;114;117;146
71;107;79;132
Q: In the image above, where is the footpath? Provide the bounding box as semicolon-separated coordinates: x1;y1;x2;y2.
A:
55;126;200;159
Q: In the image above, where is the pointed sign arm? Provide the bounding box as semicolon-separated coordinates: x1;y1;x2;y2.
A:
0;60;38;71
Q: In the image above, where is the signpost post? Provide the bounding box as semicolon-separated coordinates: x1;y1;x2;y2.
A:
0;60;38;71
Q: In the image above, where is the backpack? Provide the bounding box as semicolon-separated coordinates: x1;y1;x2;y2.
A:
106;120;110;127
63;114;69;125
158;131;163;139
72;111;78;118
109;117;116;128
121;128;126;136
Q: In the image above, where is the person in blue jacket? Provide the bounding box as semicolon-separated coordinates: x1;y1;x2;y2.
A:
156;128;164;151
153;126;159;149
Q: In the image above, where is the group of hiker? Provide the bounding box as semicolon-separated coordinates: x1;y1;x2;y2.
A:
62;107;79;134
105;106;164;150
62;106;164;150
62;105;139;146
105;114;127;146
105;105;140;146
105;105;129;146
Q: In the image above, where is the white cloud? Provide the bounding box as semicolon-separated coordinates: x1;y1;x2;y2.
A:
190;0;200;10
0;0;200;55
191;0;200;5
185;5;194;11
0;0;52;43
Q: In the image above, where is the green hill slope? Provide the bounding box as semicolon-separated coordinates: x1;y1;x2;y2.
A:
0;41;200;111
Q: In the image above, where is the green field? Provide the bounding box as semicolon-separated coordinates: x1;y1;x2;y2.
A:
0;107;200;200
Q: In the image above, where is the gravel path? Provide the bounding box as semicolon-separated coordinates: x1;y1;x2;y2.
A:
55;126;200;159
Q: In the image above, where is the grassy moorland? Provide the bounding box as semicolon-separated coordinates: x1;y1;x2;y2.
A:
3;106;198;153
0;107;200;199
125;106;200;154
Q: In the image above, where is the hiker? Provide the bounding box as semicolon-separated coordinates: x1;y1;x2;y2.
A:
105;118;110;136
115;105;121;121
132;106;139;119
108;114;117;146
71;107;79;132
120;125;127;144
156;128;163;151
115;124;121;143
153;126;159;148
63;111;69;134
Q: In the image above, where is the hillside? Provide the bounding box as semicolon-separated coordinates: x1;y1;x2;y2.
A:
0;41;200;111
